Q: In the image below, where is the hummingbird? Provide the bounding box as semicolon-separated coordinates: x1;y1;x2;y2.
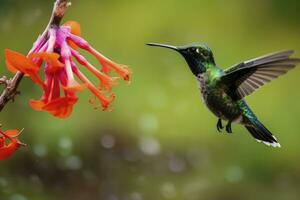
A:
147;42;300;147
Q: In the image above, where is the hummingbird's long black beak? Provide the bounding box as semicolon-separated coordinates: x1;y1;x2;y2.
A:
147;43;179;51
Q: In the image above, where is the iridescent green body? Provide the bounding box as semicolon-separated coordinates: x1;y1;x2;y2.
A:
198;62;253;125
148;42;300;147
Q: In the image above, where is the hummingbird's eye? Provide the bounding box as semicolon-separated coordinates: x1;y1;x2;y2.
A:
196;48;205;57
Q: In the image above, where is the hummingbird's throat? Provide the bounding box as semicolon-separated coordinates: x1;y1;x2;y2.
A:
184;58;206;76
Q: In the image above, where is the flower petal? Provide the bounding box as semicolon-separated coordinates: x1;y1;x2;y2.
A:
30;53;64;73
0;130;25;160
5;60;30;76
43;97;78;119
86;47;131;81
64;21;81;50
4;130;20;138
5;49;44;86
5;60;18;74
71;49;119;91
5;49;39;72
29;99;46;111
64;21;81;36
74;69;115;110
112;64;131;81
0;138;4;148
63;83;86;92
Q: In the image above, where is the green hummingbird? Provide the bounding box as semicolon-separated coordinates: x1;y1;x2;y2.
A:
147;42;300;147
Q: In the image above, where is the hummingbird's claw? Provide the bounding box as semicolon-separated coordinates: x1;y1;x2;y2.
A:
226;121;233;133
217;119;224;133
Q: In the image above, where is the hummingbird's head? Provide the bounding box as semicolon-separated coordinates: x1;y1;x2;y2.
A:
147;42;215;76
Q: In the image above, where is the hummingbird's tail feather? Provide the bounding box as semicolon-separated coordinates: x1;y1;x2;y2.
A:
244;119;281;148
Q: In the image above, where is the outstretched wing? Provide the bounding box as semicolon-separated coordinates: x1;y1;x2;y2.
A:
220;50;300;100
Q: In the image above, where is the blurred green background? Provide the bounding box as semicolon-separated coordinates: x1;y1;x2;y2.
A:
0;0;300;199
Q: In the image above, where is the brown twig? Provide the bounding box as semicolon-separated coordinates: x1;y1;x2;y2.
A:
0;0;71;112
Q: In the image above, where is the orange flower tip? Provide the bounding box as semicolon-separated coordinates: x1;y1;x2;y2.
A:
67;40;79;50
63;21;81;50
101;103;110;111
101;105;113;112
45;97;78;109
43;97;77;119
99;103;108;111
30;99;46;111
101;77;120;91
117;65;131;81
30;53;64;68
5;49;39;77
5;49;37;67
123;74;131;82
64;21;81;36
51;108;74;119
4;49;14;57
63;84;86;92
100;96;115;111
5;60;18;74
101;66;112;74
5;129;21;138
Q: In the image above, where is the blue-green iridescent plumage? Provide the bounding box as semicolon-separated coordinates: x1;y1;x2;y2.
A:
196;59;252;125
148;42;300;147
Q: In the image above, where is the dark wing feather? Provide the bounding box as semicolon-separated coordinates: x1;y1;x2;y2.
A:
221;50;300;100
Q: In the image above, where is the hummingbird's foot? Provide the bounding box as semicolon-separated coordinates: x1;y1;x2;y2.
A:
217;119;224;132
226;121;232;133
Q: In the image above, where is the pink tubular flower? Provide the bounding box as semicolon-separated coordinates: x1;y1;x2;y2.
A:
5;21;131;119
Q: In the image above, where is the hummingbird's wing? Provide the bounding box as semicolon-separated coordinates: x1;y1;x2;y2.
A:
221;50;300;100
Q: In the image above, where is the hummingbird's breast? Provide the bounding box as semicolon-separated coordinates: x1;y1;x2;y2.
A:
197;74;208;100
197;73;242;122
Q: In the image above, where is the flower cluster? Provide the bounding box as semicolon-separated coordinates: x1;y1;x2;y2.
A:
0;128;25;160
5;21;131;118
